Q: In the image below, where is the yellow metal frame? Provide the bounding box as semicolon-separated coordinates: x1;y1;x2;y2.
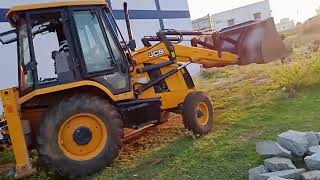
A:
136;64;196;109
174;44;239;67
0;88;34;178
131;42;239;110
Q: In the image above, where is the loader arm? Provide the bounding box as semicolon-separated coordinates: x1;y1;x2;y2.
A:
132;42;239;68
173;44;239;68
135;17;289;68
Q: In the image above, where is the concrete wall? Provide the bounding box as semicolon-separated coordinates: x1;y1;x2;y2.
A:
213;0;272;31
0;0;194;112
192;14;215;32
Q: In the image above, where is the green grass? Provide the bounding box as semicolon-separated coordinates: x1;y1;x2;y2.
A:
89;87;320;180
201;69;231;80
0;151;14;165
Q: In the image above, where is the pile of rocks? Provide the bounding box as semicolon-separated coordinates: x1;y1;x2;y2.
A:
249;130;320;180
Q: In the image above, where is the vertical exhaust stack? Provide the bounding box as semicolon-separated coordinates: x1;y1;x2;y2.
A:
123;2;136;51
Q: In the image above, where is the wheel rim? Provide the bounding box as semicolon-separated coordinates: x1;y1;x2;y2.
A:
197;102;209;126
58;113;107;161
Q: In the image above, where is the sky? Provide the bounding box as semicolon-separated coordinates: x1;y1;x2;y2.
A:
187;0;320;23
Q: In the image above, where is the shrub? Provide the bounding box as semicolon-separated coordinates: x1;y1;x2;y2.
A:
273;56;320;90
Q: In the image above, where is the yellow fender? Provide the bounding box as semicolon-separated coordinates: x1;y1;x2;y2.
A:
18;80;134;105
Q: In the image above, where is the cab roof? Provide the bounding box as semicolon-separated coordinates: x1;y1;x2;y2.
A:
7;0;107;19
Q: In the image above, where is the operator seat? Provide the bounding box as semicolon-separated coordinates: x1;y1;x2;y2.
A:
54;40;80;82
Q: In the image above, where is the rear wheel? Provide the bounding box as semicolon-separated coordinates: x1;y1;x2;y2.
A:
37;94;123;178
182;92;214;136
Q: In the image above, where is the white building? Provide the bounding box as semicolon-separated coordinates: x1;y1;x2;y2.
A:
275;18;295;32
0;0;194;111
192;14;215;32
213;0;271;31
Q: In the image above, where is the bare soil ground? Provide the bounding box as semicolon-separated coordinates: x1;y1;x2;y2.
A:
118;115;185;166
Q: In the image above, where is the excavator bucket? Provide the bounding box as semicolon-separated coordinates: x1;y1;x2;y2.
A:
194;18;290;65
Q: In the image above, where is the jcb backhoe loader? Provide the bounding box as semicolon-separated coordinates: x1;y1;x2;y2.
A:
0;0;288;178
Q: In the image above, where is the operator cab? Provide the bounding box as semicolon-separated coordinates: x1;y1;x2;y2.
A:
0;1;132;96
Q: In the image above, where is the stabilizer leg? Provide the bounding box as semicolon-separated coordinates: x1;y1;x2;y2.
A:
0;88;34;178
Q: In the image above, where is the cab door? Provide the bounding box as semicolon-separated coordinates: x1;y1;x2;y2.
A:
70;7;131;94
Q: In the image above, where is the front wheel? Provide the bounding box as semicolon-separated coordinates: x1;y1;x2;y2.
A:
182;92;214;136
37;94;123;178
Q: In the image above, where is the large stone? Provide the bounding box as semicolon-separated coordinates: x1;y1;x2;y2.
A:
305;153;320;170
305;132;319;147
249;165;267;180
309;146;320;155
268;177;294;180
257;141;292;158
302;170;320;180
315;133;320;143
258;169;306;180
277;130;312;156
264;157;296;172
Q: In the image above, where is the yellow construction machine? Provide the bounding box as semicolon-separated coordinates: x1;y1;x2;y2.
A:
0;0;288;178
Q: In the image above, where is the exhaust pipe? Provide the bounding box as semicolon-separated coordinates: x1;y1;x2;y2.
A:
123;2;136;51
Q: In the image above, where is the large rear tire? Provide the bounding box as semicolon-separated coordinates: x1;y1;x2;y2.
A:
182;92;214;136
37;94;123;178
